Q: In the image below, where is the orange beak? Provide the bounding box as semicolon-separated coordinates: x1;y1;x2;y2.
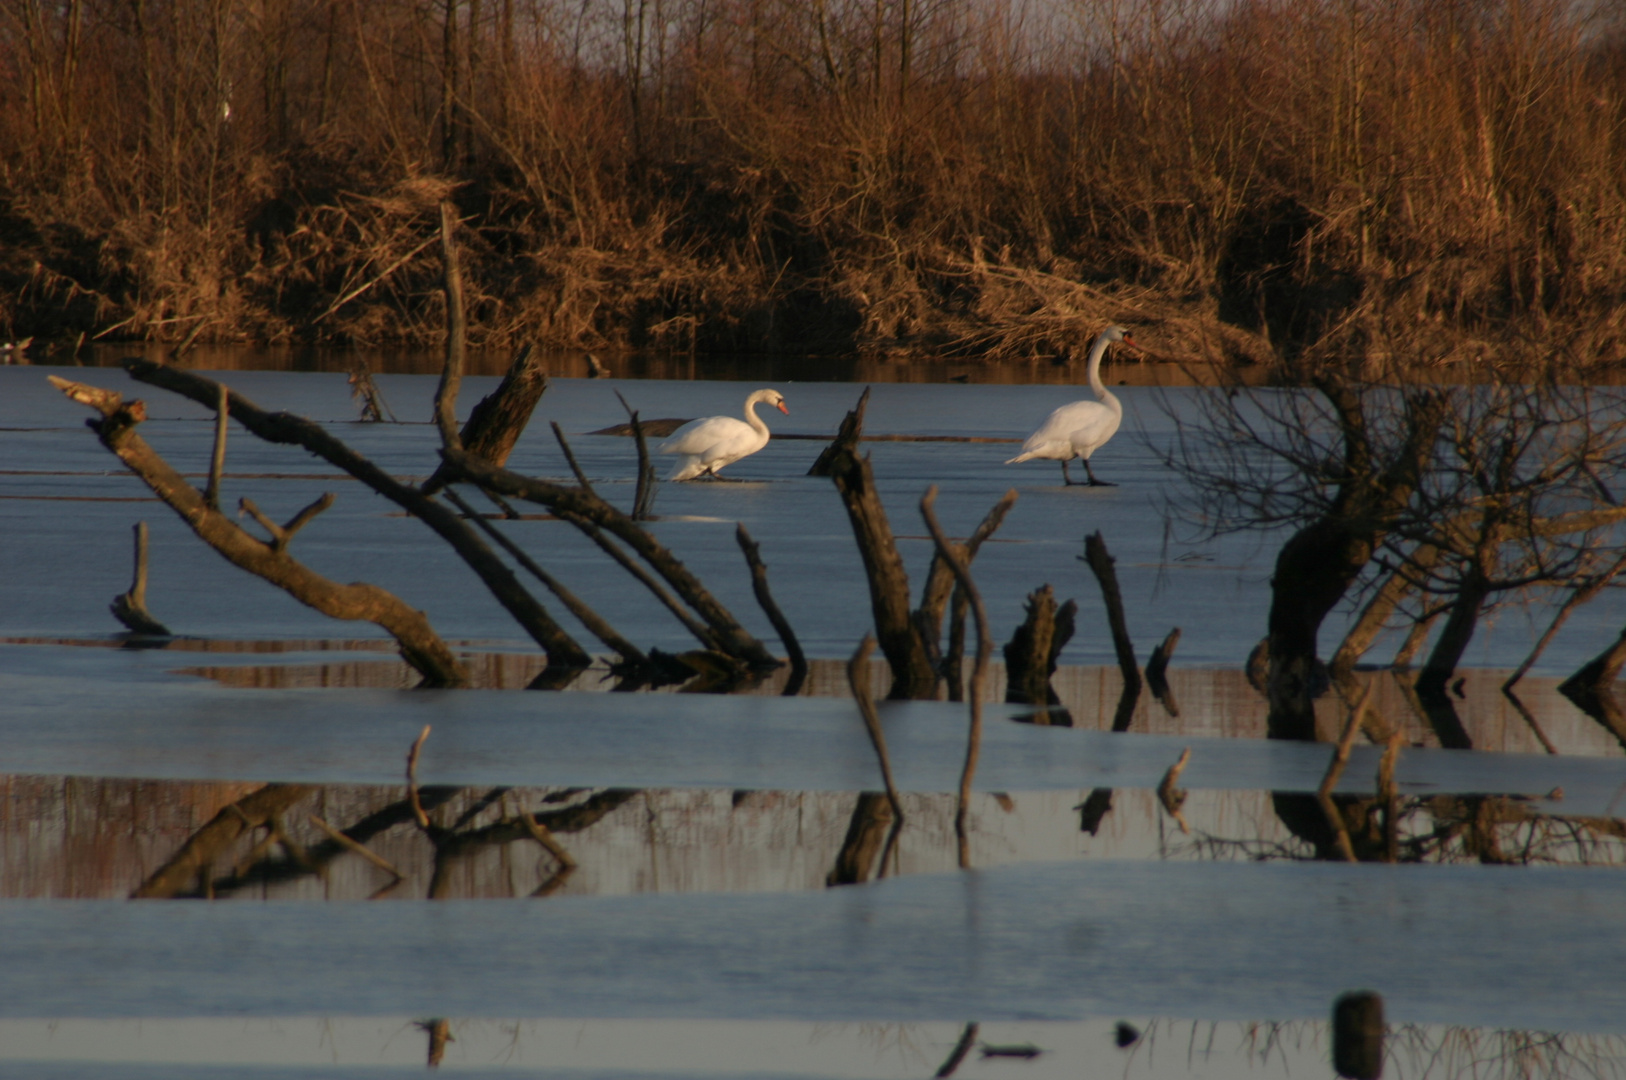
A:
776;401;790;415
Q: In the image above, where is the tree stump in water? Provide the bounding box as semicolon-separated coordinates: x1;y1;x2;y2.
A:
1002;585;1076;725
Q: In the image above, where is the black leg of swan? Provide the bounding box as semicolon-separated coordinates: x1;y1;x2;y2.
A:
1083;459;1116;487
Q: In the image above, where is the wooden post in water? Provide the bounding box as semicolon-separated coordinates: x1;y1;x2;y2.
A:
1332;990;1384;1080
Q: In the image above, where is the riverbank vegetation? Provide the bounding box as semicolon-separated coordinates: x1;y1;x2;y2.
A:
3;0;1624;373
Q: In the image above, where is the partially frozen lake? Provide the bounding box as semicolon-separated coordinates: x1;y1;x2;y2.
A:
4;362;1626;1078
8;364;1624;672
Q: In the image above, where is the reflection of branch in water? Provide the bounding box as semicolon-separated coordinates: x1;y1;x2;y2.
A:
156;786;638;899
920;486;994;870
415;1017;453;1067
1134;1016;1626;1080
1176;793;1626;869
1157;749;1192;834
1388;1023;1626;1080
826;792;897;887
933;1022;979;1078
132;783;316;898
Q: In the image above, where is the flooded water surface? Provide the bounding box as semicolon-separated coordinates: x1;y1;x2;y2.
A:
3;362;1626;1077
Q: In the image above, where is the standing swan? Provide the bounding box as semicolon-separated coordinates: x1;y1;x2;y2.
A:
1005;325;1136;485
659;388;789;480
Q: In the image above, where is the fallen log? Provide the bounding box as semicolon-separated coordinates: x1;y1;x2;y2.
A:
52;377;470;687
118;360;591;679
442;447;781;672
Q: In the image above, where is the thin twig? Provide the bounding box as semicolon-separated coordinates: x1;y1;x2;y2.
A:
849;635;904;821
738;524;806;694
240;493;336;552
407;724;432;830
554;508;720;650
935;1022;981;1078
517;810;578;868
206;383;228;510
1505;548;1626;692
615;389;658;520
311;235;439;324
920;486;993;869
110;521;170;635
551;422;597;495
309;814;404;881
444;487;647;666
1317;682;1373;863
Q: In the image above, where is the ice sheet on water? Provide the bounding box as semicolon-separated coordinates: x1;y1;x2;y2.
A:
9;366;1626;674
1;859;1624;1034
0;645;1619;812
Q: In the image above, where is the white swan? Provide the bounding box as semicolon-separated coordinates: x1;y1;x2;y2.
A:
658;388;789;480
1005;325;1136;485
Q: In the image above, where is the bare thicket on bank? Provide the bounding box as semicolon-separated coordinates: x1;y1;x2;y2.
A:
3;0;1624;370
1164;362;1626;746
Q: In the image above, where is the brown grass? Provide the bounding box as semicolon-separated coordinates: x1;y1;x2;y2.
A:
2;0;1623;375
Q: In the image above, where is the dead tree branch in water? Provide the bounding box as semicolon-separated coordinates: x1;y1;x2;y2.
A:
615;389;659;520
817;389;1018;699
110;521;170;635
1002;584;1076;725
848;634;904;821
738;524;808;694
928;490;1018;698
205;382;227;510
825;792;897;886
443;448;780;671
53;377;470;686
441;487;648;671
935;1022;981;1078
808;386;870;477
1082;531;1142;731
407;724;433;829
240;493;336;552
1157;747;1192;833
820;389;939;698
117;361;591;678
309;813;404;883
921;485;993;868
1316;683;1374;863
133;783;316;898
1145;627;1181;717
421;342;548;496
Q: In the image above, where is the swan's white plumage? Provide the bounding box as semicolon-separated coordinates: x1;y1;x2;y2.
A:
659;388;789;480
1005;326;1134;485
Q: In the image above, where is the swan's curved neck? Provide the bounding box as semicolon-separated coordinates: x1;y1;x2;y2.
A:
743;392;774;435
1085;334;1120;408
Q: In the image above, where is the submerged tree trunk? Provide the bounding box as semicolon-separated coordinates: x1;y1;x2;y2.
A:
819;393;939;699
1266;385;1444;741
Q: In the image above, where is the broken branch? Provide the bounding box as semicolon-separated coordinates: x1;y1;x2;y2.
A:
737;524;805;694
921;485;993;869
110;520;170;636
53;376;469;687
849;635;904;821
